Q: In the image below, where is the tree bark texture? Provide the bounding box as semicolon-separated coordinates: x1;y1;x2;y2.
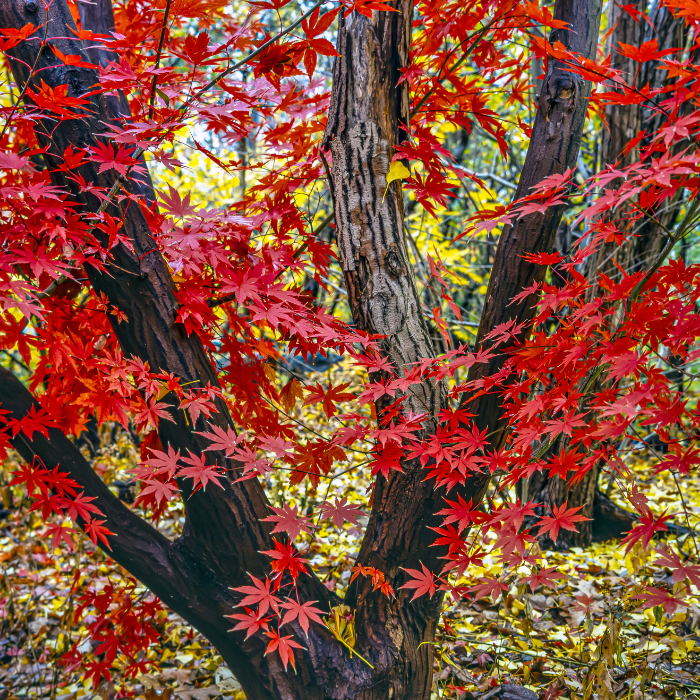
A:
321;4;449;697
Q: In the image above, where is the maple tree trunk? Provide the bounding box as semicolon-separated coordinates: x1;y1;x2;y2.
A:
321;4;447;697
0;0;600;696
0;2;337;698
319;0;602;694
537;1;686;547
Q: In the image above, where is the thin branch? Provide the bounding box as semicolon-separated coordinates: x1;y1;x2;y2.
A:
148;0;174;121
183;0;333;111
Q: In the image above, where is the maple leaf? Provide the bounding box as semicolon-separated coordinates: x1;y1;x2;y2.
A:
279;377;305;412
618;38;675;63
490;499;539;531
494;524;537;556
279;598;325;635
258;434;295;457
655;548;700;588
369;442;404;478
520;566;565;592
143;446;182;479
655;444;700;475
179;451;224;491
436;495;479;533
429;524;465;555
536;503;590;543
632;585;688;615
262;540;308;582
319;497;363;529
63;492;102;522
45;521;76;550
469;576;509;603
520;251;564;266
231;575;281;614
400;563;438;601
264;630;304;671
180;392;216;425
621;511;675;553
198;424;243;457
25;80;90;117
133;398;175;429
84;518;114;550
138;478;179;505
50;46;95;68
88;142;138;177
9;463;50;495
304;381;355;418
544;410;587;438
350;565;395;597
9;405;56;439
263;504;313;541
607;351;645;382
226;607;270;639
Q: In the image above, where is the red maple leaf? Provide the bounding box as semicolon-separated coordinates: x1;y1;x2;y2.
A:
264;630;304;671
655;548;700;588
84;518;114;550
198;424;243;457
490;499;539;531
231;574;281;614
138;478;179;505
262;540;308;582
319;497;364;529
618;38;675;63
304;381;356;418
621;511;675;553
179;451;224;491
369;442;404;478
400;563;438;601
10;405;56;439
469;576;509;603
436;495;479;533
429;524;465;555
88;142;138;177
143;446;182;479
279;598;325;635
520;566;565;592
263;504;313;541
226;607;270;639
536;503;590;543
632;585;688;615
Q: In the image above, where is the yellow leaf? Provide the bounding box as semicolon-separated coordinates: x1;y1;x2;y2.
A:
383;161;411;199
386;160;411;185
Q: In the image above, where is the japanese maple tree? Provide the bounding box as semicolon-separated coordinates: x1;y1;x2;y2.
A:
0;0;698;696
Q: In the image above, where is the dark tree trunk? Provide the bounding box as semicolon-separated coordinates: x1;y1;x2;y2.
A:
537;1;687;547
0;0;600;696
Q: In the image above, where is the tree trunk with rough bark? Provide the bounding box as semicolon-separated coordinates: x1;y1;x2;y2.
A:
0;0;600;695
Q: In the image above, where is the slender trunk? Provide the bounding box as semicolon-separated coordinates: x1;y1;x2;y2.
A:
322;4;447;697
465;0;602;438
539;1;686;547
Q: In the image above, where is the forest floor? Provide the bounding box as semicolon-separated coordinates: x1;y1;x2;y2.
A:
1;362;700;699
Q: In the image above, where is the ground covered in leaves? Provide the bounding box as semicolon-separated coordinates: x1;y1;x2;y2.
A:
1;361;700;700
